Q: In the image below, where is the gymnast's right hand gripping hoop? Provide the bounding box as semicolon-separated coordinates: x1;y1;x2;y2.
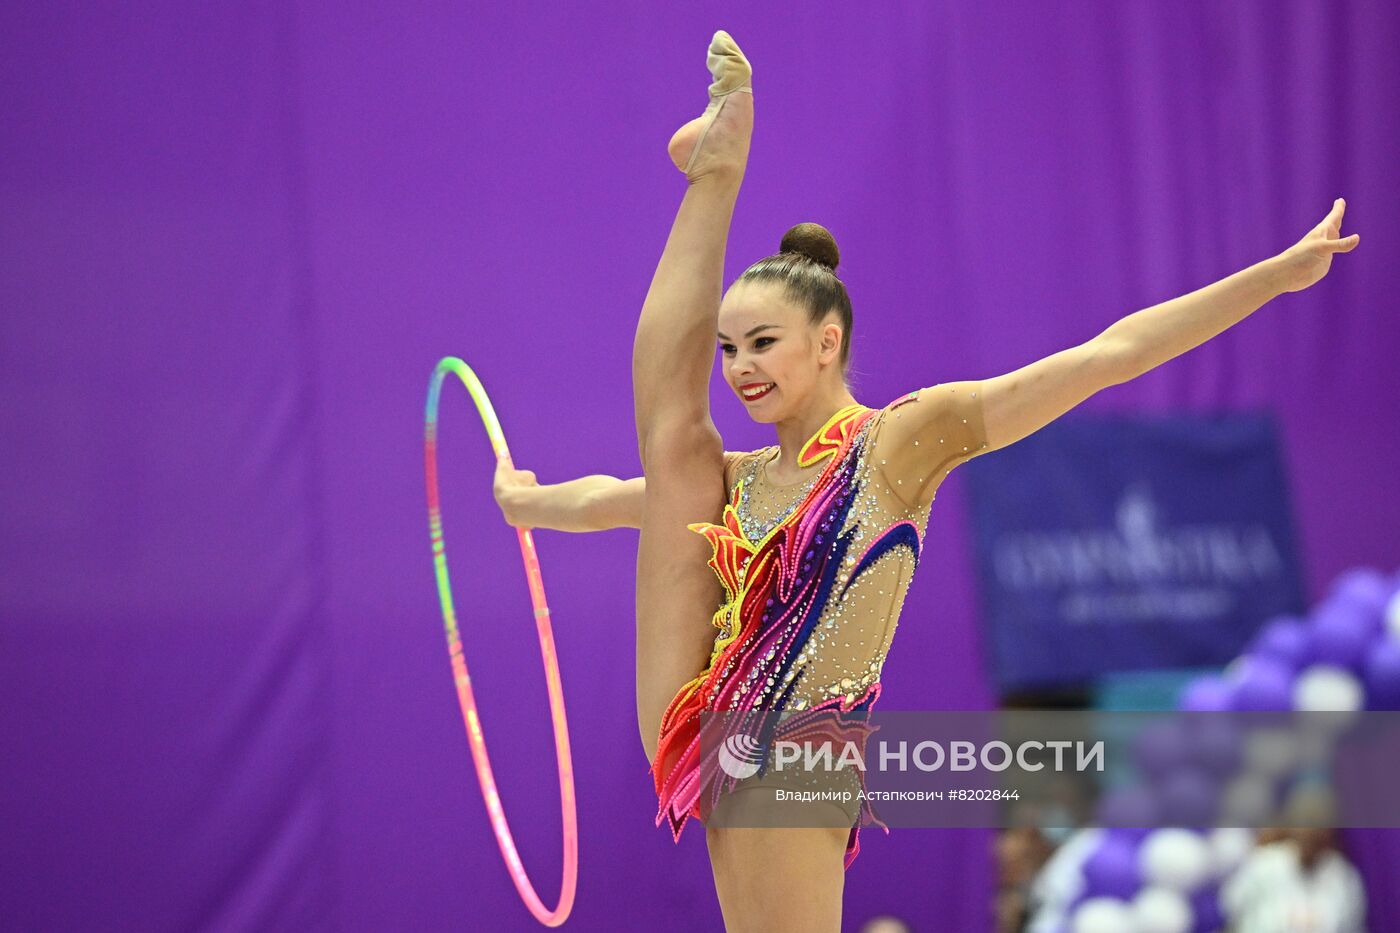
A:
424;356;578;926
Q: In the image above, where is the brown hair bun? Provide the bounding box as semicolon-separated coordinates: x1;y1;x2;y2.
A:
779;222;840;272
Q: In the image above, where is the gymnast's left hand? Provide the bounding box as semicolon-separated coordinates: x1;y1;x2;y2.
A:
1275;198;1360;293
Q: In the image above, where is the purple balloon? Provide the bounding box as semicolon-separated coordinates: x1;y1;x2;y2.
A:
1232;656;1295;711
1248;617;1312;671
1081;833;1142;899
1329;567;1391;620
1096;785;1159;830
1309;601;1374;670
1134;717;1195;775
1191;884;1225;933
1363;639;1400;710
1158;767;1219;827
1111;825;1152;843
1188;715;1243;778
1104;824;1151;845
1179;675;1236;712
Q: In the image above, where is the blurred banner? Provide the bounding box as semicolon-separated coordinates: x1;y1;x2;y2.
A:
966;415;1305;692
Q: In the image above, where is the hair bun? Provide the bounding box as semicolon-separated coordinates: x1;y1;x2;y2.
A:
779;222;840;272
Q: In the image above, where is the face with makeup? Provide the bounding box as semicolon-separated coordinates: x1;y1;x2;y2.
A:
715;280;847;424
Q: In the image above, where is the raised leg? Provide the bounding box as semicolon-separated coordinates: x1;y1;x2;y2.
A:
633;180;740;764
633;30;850;930
633;32;753;764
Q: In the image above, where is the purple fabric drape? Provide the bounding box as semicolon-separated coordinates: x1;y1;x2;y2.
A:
3;2;1396;930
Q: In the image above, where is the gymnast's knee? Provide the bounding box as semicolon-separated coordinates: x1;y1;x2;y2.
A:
638;417;723;478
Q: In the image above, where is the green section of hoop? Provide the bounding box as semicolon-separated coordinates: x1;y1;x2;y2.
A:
422;355;577;926
428;356;508;456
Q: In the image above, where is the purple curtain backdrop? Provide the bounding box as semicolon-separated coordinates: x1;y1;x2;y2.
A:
3;2;1396;930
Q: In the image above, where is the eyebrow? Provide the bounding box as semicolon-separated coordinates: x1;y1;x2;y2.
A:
716;324;781;340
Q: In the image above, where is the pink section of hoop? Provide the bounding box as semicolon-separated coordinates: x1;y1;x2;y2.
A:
425;357;577;926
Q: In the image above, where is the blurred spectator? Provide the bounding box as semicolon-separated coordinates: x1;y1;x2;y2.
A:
995;826;1055;932
1221;828;1366;932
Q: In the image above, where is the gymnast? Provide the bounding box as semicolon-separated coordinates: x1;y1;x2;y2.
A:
491;30;1358;932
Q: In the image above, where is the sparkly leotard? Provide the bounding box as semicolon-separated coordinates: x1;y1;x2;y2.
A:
650;382;989;868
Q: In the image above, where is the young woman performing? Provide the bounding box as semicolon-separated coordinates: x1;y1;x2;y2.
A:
494;30;1358;932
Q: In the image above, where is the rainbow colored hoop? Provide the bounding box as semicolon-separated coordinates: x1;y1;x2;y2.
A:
424;356;578;927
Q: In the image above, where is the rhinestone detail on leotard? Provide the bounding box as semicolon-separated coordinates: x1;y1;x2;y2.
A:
651;385;989;872
734;450;823;543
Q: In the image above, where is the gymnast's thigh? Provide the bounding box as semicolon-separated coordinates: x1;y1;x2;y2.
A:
633;424;727;754
635;428;726;636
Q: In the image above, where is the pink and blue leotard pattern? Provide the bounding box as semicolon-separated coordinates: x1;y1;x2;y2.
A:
651;402;923;869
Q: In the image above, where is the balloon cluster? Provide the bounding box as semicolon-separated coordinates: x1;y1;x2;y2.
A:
1049;566;1400;933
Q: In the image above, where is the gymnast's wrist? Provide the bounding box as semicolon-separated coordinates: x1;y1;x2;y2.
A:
497;485;539;529
1258;252;1295;299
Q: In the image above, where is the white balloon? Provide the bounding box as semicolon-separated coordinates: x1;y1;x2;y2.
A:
1243;727;1298;777
1219;775;1275;825
1071;897;1134;933
1131;886;1192;933
1385;588;1400;639
1028;827;1100;933
1207;827;1256;878
1035;828;1100;905
1139;828;1212;893
1293;665;1364;731
1026;912;1067;933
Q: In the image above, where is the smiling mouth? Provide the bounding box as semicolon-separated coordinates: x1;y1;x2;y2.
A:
740;383;775;401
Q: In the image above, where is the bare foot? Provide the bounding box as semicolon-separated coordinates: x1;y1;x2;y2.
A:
667;30;753;183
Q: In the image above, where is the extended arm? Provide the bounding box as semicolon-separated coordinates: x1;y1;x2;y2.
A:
976;256;1284;451
980;198;1358;451
494;460;644;531
492;450;746;531
877;200;1359;505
